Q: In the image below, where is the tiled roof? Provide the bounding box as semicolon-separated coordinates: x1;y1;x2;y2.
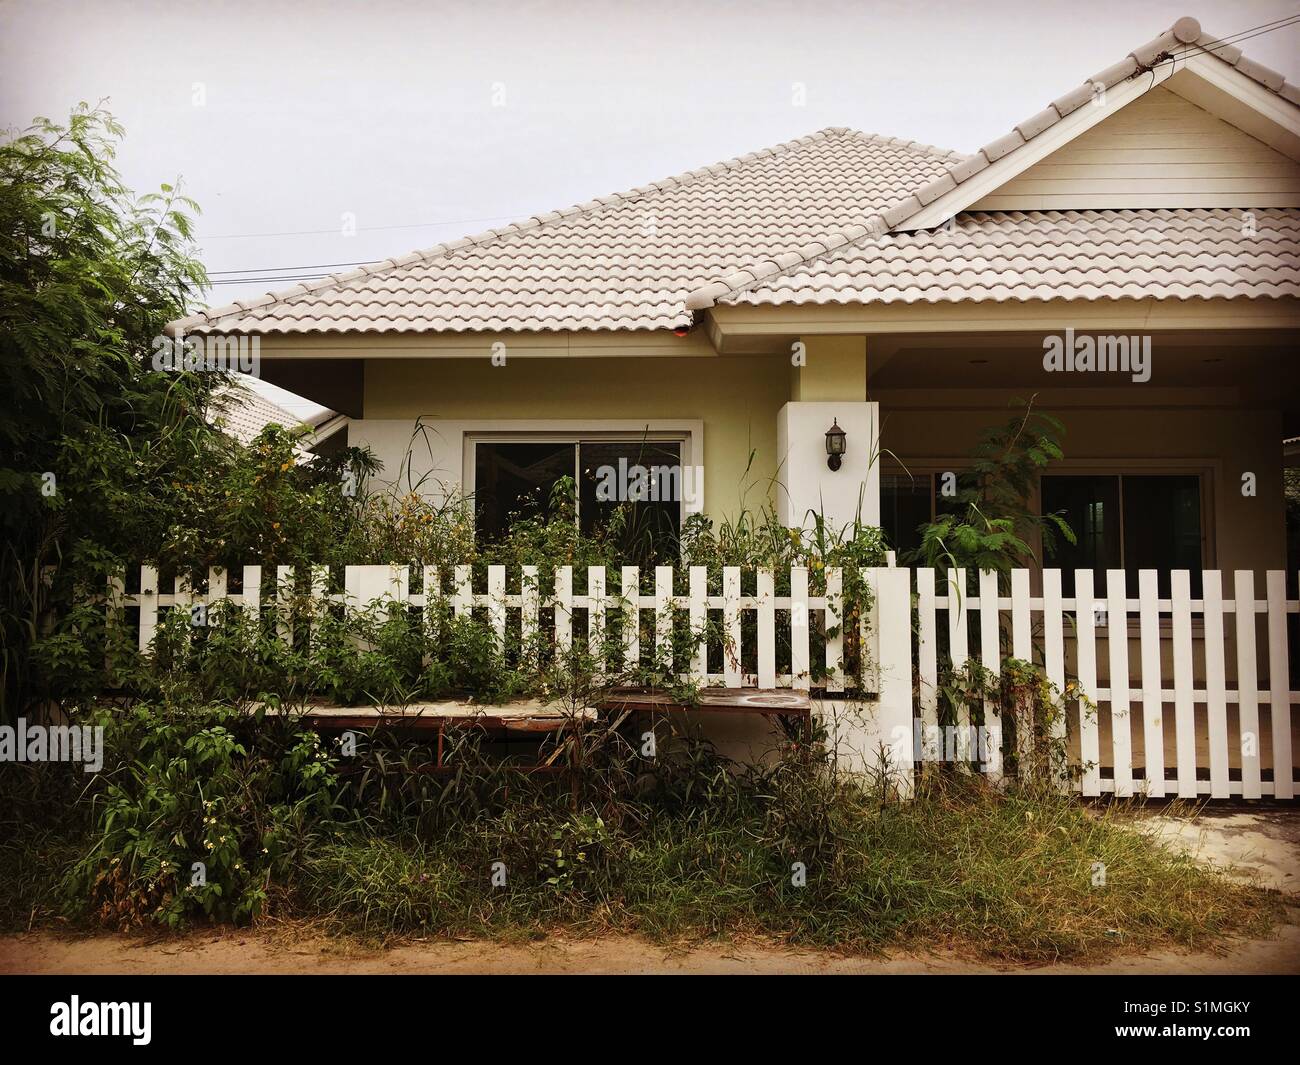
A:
211;383;315;456
170;15;1297;337
172;130;961;335
724;209;1300;306
687;16;1300;311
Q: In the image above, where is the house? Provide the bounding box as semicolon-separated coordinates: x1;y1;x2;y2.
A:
173;15;1297;578
210;381;348;460
165;16;1300;793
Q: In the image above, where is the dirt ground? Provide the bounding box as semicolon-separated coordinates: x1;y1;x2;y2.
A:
3;807;1297;975
2;923;1299;975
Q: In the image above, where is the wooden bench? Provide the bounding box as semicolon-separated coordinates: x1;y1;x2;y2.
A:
270;688;813;767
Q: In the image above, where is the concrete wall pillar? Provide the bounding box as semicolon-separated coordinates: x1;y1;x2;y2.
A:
777;336;879;532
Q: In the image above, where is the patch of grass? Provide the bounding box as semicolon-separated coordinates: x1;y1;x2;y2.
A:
0;764;88;932
0;826;86;931
291;775;1280;962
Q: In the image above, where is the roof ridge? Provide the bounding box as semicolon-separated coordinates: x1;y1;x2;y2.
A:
685;14;1300;312
169;126;860;334
847;129;966;163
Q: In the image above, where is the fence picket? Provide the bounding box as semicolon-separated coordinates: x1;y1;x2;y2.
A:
917;569;938;735
1203;571;1230;799
1234;570;1261;800
1171;570;1197;799
790;567;810;690
521;566;539;663
1011;569;1031;662
757;568;776;689
1266;571;1292;800
1106;570;1133;798
555;566;573;657
310;565;329;647
621;566;640;673
948;568;970;763
825;566;843;694
1010;569;1034;772
275;565;293;646
586;566;604;675
1137;570;1165;798
723;567;741;687
1042;569;1066;789
138;564;159;652
242;565;261;621
978;569;1001;780
873;567;915;796
174;573;193;625
655;566;673;669
488;565;507;655
453;565;472;620
422;566;440;668
208;566;228;606
688;566;707;682
1075;570;1101;797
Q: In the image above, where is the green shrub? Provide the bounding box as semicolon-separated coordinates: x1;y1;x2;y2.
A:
67;702;340;928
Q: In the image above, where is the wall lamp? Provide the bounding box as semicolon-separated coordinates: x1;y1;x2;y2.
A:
825;418;847;471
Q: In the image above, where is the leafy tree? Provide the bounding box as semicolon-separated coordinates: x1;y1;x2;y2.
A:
909;396;1074;576
0;104;217;719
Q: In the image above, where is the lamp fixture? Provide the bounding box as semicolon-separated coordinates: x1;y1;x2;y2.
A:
825;418;847;471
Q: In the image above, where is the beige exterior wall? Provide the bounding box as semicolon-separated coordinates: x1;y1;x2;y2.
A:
353;357;1287;574
970;86;1300;210
360;355;790;521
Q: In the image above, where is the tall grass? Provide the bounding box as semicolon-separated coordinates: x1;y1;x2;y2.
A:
291;741;1280;961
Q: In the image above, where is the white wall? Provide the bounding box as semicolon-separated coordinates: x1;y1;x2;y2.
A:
776;401;881;533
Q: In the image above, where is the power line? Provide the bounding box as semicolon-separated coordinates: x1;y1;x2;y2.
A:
1161;13;1300;64
208;260;380;276
204;211;522;240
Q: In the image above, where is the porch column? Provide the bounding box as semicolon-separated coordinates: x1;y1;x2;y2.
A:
776;335;880;532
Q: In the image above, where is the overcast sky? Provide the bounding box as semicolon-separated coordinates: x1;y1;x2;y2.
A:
3;0;1298;416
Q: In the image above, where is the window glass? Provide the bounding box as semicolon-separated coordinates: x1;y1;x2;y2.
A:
473;442;574;540
579;440;682;562
1122;475;1202;596
881;474;933;558
1043;474;1202;597
474;438;685;561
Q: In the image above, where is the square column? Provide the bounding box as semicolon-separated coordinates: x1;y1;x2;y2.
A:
778;336;878;532
776;401;880;531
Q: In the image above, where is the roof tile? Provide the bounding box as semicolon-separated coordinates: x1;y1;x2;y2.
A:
1016;105;1062;141
722;209;1300;308
1234;56;1286;92
947;153;990;183
1051;82;1096;118
914;173;957;206
980;129;1025;162
1091;56;1140;88
175;128;961;334
1129;29;1178;68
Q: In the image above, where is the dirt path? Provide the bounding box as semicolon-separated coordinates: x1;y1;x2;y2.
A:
3;924;1298;975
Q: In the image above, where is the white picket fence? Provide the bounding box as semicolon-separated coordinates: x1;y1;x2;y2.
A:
915;568;1298;800
107;563;1298;800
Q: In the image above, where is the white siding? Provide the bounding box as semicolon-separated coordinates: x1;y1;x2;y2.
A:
971;87;1300;210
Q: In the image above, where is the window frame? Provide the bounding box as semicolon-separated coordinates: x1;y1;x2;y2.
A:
880;457;1217;580
1036;464;1214;580
463;421;702;538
